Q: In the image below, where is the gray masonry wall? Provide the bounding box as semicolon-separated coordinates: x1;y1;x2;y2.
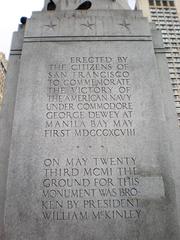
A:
2;4;180;240
0;27;24;239
152;26;180;227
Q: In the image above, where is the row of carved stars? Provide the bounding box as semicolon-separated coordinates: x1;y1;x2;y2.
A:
44;19;130;31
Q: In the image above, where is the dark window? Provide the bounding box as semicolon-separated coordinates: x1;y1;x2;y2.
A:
156;0;161;6
163;1;168;6
149;0;154;6
169;1;175;7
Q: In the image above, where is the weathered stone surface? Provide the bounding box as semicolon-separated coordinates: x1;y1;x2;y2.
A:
152;25;180;228
3;1;180;240
0;26;24;240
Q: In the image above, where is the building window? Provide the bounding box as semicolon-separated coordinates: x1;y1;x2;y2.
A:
163;1;168;6
169;1;175;7
149;0;154;6
156;0;161;6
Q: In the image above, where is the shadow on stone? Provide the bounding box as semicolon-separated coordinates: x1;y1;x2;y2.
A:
76;1;92;10
47;0;56;11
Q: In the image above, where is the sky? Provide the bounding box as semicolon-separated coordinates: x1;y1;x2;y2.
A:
0;0;136;59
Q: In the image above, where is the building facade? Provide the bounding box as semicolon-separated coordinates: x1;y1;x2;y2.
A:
137;0;180;127
0;53;7;110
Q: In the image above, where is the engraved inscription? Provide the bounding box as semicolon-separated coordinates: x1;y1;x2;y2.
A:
41;156;142;222
41;55;140;222
44;56;135;138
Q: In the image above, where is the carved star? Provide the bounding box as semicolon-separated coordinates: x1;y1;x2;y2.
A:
81;20;95;30
45;21;57;30
118;20;130;32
